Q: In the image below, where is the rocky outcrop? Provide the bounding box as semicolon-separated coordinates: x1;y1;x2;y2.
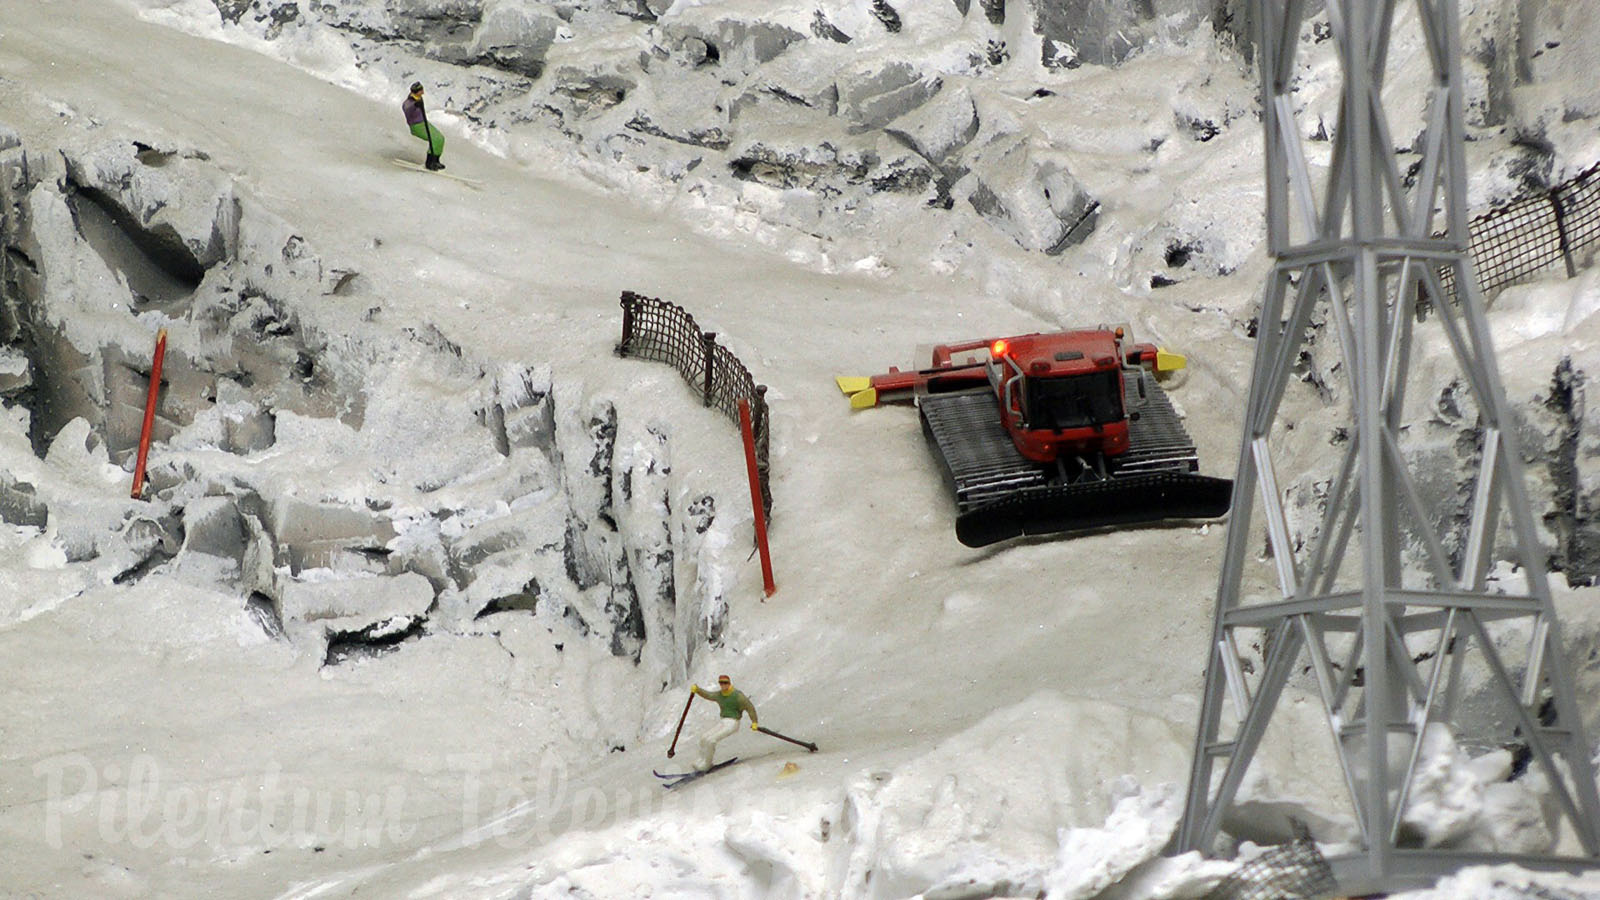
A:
1029;0;1211;69
201;0;1111;255
0;124;738;679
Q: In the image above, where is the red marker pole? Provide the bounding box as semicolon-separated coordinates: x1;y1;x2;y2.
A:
738;398;776;597
130;329;167;500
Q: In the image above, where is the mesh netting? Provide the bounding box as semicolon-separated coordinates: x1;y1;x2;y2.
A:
1441;161;1600;302
615;291;771;515
1202;823;1337;900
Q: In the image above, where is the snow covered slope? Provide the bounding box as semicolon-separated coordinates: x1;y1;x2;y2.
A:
2;1;1600;898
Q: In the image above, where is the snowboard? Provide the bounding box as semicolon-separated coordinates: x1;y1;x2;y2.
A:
391;157;483;188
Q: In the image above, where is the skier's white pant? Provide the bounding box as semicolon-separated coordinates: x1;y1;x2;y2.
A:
696;717;740;771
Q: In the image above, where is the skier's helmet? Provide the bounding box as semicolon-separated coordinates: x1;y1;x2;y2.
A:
410;82;423;94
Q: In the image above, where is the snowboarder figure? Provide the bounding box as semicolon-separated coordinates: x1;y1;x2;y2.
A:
689;675;758;772
402;82;445;171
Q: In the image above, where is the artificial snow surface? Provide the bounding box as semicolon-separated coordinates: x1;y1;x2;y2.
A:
3;1;1600;898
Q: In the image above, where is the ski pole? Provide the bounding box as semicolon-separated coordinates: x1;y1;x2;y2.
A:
666;691;695;758
755;725;818;752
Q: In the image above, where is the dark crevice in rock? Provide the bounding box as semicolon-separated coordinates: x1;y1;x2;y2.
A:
686;495;715;535
404;323;464;358
615;0;658;22
112;547;175;585
556;79;629;110
353;546;393;565
486;401;511;456
764;86;814;107
1045;200;1100;255
1545;357;1597;585
64;180;207;293
869;163;934;195
247;591;286;640
625;114;730;150
564;604;591;637
112;515;183;584
476;576;542;618
870;0;903;33
811;11;850;43
472;52;544;80
588;403;618;488
324;616;427;666
607;576;646;661
1180;114;1223;142
4;246;38;277
1165;241;1198;268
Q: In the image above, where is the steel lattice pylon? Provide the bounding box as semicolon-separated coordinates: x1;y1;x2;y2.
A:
1176;0;1600;892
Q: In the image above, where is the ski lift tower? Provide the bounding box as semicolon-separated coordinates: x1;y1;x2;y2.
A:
1176;0;1600;892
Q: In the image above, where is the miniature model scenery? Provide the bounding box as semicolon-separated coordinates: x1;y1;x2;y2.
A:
401;81;443;170
657;675;817;788
838;327;1233;545
393;81;482;186
4;1;1600;899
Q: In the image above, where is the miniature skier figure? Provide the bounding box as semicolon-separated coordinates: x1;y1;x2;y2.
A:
402;81;445;171
689;675;758;772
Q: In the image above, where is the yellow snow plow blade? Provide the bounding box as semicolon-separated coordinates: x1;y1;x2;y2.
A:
835;375;872;394
849;388;879;409
1154;349;1187;372
835;376;880;409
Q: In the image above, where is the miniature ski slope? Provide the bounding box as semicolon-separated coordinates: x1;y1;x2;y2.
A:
3;2;1600;898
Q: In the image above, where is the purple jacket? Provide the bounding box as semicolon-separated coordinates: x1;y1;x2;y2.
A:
403;95;425;126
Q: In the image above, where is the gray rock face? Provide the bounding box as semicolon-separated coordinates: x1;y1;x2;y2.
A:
179;495;248;563
468;2;564;76
1028;0;1212;68
201;0;1577;264
205;0;1102;254
885;83;979;171
661;17;806;74
0;123;736;682
280;570;435;629
959;135;1098;253
837;61;942;132
0;472;48;528
268;497;398;574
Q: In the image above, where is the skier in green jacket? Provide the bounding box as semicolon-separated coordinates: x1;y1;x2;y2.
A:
689;674;758;771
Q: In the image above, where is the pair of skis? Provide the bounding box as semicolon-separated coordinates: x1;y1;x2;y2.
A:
652;757;740;789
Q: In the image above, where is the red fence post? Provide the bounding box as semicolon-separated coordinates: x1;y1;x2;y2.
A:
739;397;776;597
131;328;168;500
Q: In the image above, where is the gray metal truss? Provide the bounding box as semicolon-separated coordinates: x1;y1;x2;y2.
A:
1176;0;1600;891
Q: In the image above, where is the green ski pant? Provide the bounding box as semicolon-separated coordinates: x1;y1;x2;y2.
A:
409;121;445;157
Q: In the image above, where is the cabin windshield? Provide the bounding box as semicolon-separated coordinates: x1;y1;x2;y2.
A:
1026;369;1123;430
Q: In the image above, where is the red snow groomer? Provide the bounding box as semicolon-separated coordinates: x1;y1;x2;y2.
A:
836;327;1232;547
